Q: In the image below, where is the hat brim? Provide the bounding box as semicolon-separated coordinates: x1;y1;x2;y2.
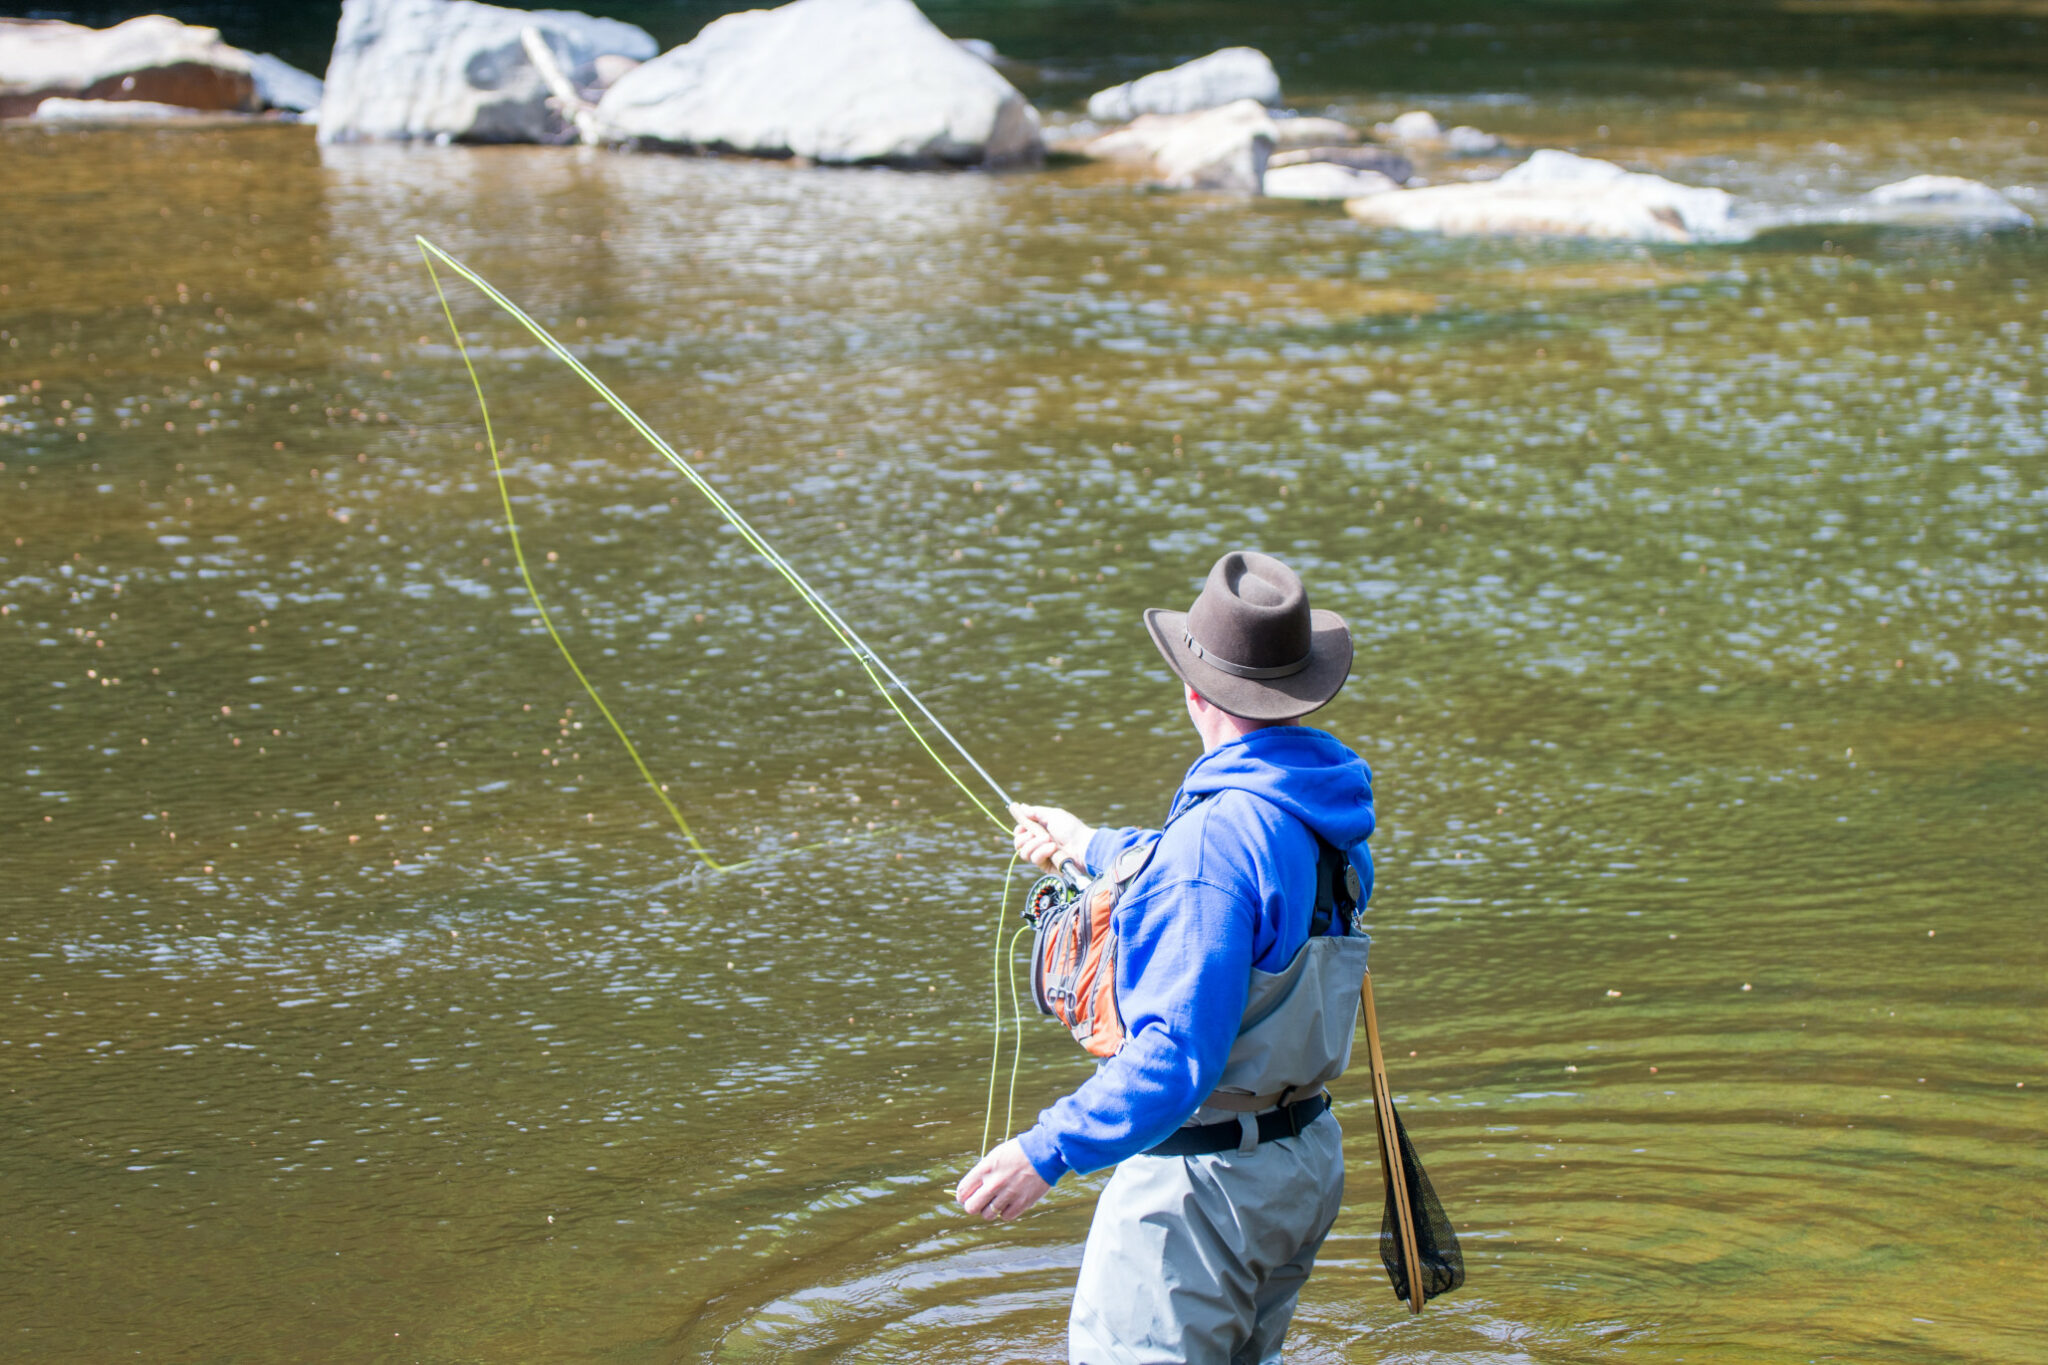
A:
1144;607;1353;721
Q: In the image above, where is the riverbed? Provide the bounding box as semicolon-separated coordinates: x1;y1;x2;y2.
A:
3;12;2045;1362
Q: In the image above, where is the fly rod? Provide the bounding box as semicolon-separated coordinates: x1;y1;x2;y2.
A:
417;236;1014;850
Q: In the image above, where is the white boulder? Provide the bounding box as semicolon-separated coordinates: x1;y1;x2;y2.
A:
1086;47;1279;124
1084;98;1276;193
0;16;259;118
318;0;656;144
595;0;1041;166
1344;149;1738;243
1264;162;1399;201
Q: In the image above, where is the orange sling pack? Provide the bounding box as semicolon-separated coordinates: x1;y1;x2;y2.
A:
1025;840;1160;1058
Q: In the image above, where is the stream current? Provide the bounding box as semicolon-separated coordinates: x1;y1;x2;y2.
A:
3;9;2046;1361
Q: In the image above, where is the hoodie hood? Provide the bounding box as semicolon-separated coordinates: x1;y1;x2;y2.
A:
1177;725;1376;850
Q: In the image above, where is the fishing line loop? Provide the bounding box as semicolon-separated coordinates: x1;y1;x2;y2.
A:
415;237;1013;855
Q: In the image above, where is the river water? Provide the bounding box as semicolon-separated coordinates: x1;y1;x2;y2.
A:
4;10;2046;1362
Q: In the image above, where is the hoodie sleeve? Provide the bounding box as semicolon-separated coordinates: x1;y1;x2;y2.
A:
1016;860;1255;1183
1083;825;1156;876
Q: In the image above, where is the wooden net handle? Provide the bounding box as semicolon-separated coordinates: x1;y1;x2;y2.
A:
1362;969;1426;1314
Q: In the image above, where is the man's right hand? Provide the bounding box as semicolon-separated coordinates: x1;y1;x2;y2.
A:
1009;803;1096;877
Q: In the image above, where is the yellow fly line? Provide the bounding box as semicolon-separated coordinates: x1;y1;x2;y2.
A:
416;237;1014;868
421;237;1037;1152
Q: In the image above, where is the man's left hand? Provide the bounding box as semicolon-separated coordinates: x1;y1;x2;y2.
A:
955;1139;1051;1222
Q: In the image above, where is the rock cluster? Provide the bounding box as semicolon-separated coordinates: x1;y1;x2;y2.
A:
0;15;321;121
3;7;2032;242
1340;149;2032;242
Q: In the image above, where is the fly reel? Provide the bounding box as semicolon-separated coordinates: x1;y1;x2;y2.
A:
1022;872;1081;929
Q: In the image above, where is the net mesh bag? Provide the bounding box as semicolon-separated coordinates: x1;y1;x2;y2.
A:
1379;1101;1465;1305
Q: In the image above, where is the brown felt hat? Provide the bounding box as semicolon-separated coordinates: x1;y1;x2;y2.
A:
1144;551;1352;721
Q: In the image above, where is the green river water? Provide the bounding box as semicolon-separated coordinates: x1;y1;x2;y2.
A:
3;5;2046;1361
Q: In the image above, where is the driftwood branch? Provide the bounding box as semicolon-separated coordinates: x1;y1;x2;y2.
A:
520;26;601;146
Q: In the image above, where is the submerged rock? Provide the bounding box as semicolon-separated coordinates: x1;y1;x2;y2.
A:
1264;162;1398;201
1738;174;2035;235
1374;108;1503;155
1376;110;1441;143
0;16;259;119
1855;175;2032;227
1084;98;1275;193
1444;124;1505;155
595;0;1041;167
1268;145;1412;182
1344;149;1737;243
32;96;224;122
318;0;656;145
1086;47;1279;124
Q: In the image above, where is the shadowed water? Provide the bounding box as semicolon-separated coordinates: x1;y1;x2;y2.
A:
3;13;2046;1362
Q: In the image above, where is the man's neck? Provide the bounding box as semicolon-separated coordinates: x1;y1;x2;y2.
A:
1197;712;1279;753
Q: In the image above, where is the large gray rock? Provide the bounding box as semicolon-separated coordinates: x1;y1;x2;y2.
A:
596;0;1041;166
1084;98;1275;193
1345;149;1738;243
0;16;256;119
318;0;656;145
1086;46;1278;124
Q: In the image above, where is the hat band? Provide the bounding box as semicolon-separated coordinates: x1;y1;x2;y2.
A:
1183;627;1311;680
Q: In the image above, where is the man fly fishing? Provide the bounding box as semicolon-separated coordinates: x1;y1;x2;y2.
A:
955;550;1377;1365
411;248;1445;1351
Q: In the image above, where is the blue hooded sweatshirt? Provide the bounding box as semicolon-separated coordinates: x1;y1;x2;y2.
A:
1017;725;1376;1185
